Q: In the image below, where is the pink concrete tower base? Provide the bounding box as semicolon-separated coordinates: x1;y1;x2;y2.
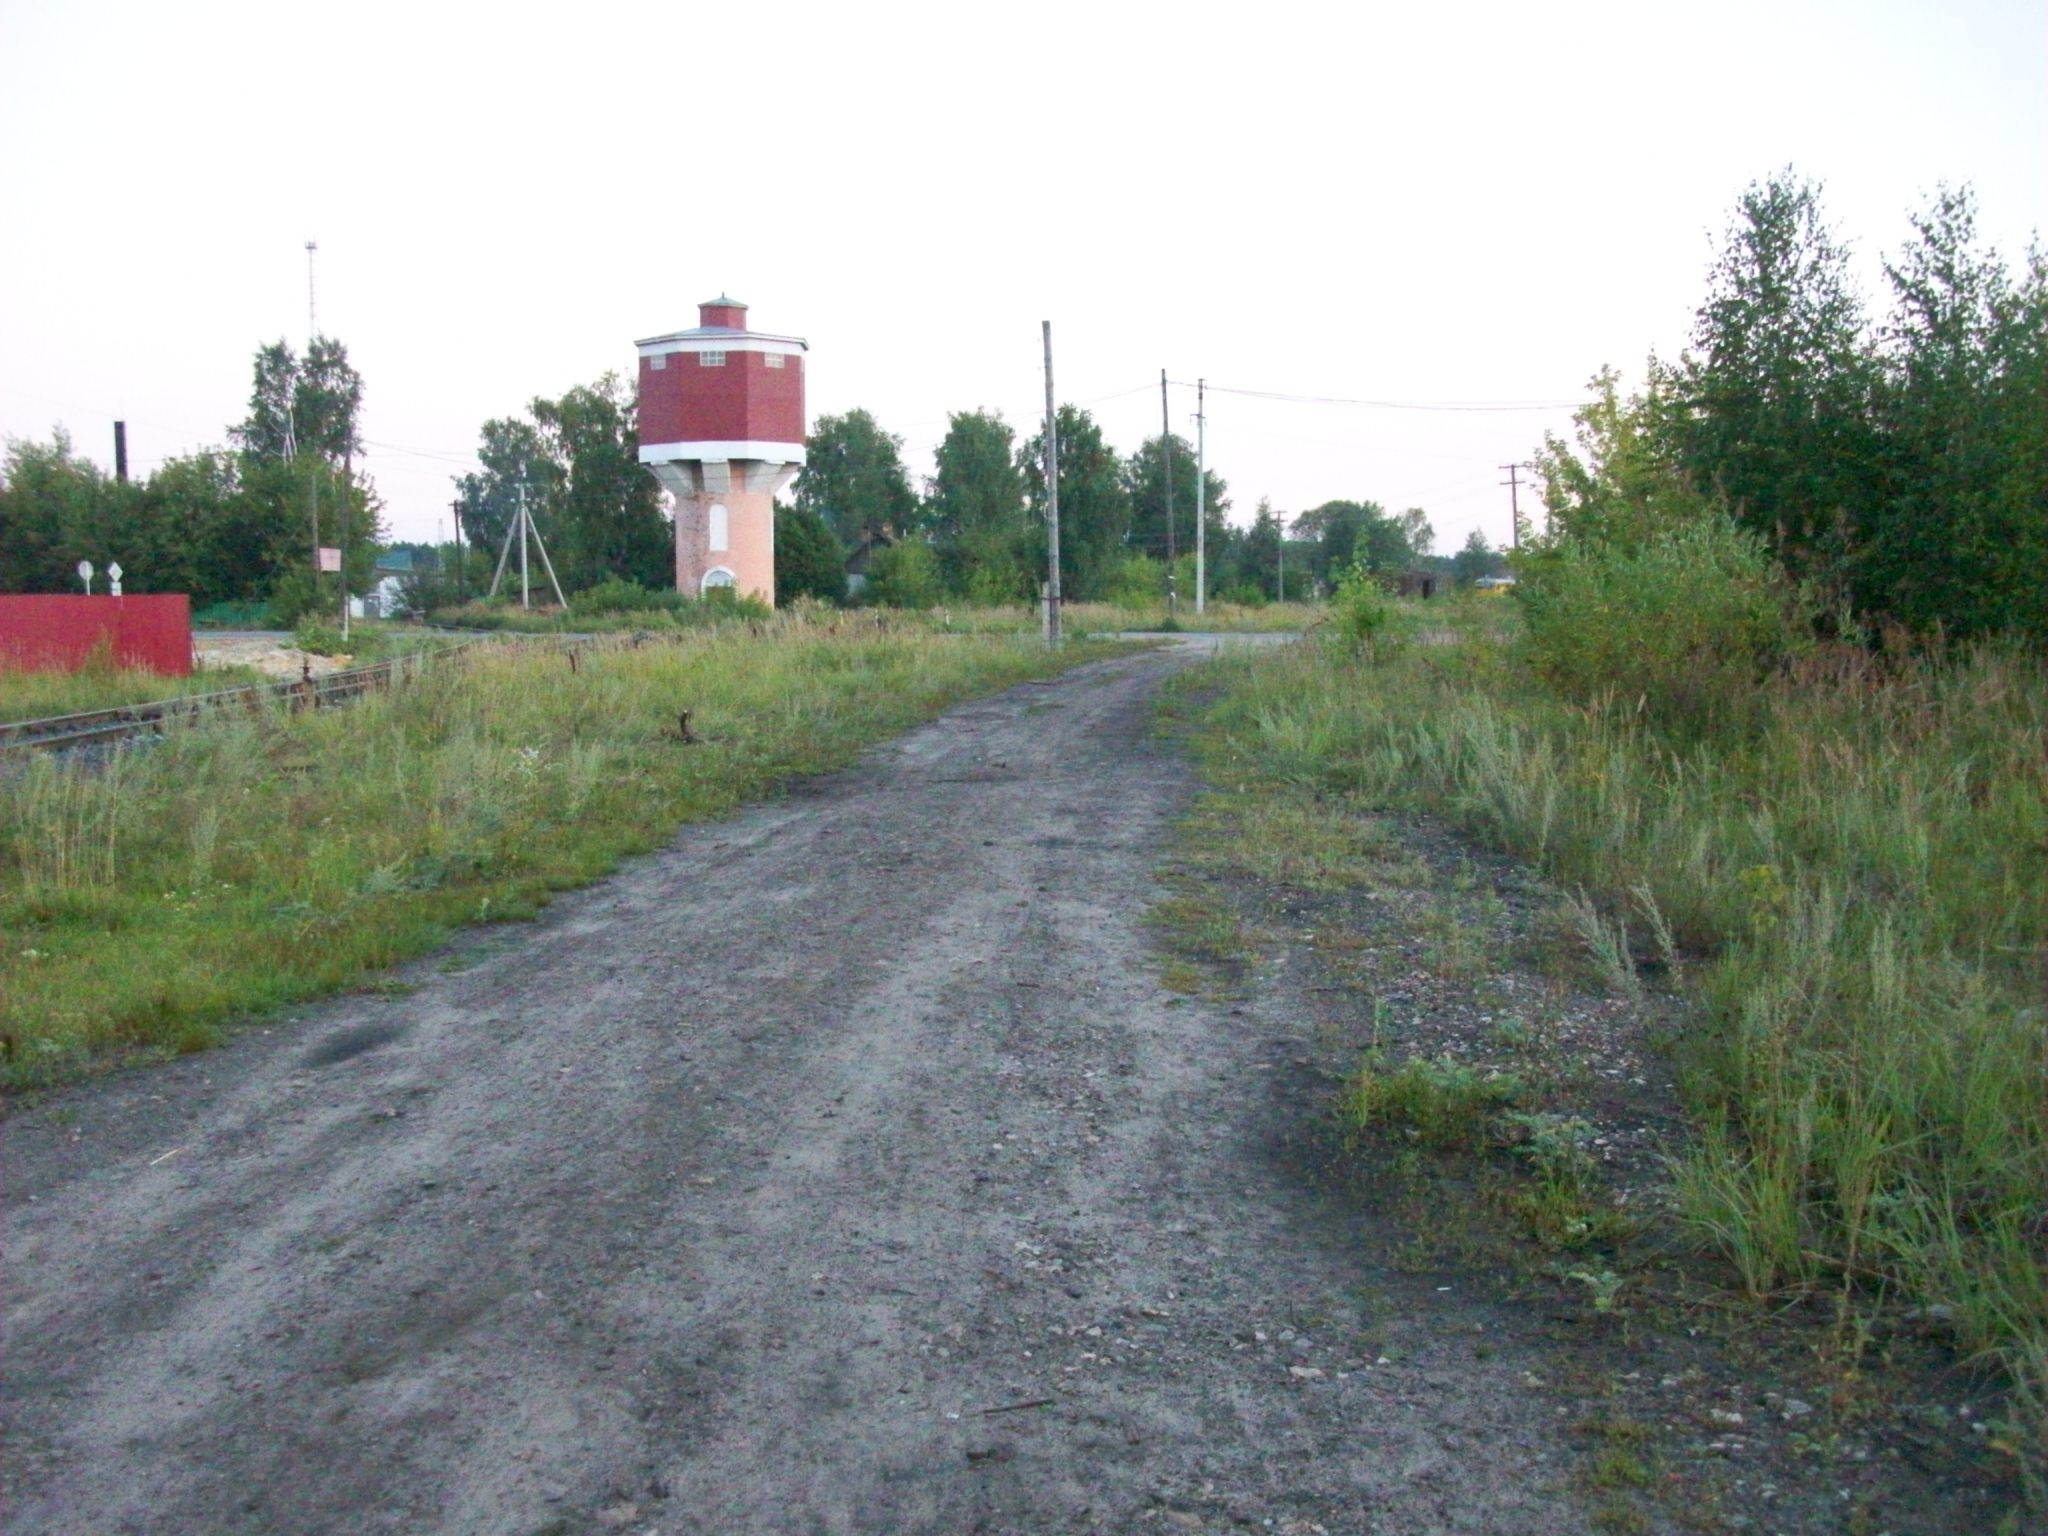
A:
665;465;787;605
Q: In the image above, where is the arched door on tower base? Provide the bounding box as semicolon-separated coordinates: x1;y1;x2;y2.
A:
701;567;736;595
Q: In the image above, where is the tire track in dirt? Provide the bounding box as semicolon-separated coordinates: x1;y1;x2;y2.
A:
1;640;1593;1535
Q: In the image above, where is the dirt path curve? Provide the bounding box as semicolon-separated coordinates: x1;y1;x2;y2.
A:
2;641;1591;1536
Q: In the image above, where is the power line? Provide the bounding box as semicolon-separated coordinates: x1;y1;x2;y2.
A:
359;437;482;467
1166;379;1585;412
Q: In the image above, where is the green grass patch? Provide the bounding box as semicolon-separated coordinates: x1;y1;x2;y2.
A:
432;595;1321;638
1146;887;1255;966
1;623;1120;1084
1340;1053;1523;1150
0;623;463;724
0;660;266;724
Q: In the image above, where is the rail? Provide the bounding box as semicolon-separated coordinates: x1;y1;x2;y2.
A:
0;640;486;756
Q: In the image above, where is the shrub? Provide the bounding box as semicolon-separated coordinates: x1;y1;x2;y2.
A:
293;620;349;657
1331;560;1394;655
571;577;689;615
866;541;943;609
1515;514;1810;731
1102;554;1165;609
774;504;847;606
963;557;1034;607
267;567;329;628
698;586;772;621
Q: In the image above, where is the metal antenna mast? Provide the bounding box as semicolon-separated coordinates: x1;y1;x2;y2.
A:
305;240;319;341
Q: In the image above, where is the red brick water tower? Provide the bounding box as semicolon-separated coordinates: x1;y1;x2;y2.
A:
636;296;807;604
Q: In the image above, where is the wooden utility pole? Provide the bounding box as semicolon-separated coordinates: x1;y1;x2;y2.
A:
113;422;128;484
450;499;467;602
1194;379;1206;615
1500;463;1524;551
1043;321;1062;646
1161;369;1176;617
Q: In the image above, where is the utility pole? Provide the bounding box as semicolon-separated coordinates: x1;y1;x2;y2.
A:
113;422;128;484
338;468;350;642
1194;379;1206;615
1160;369;1176;617
1278;519;1285;603
1042;322;1062;646
1500;462;1524;551
487;478;569;610
451;499;467;603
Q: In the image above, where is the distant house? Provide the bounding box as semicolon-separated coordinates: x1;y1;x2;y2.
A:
843;529;894;599
350;548;434;620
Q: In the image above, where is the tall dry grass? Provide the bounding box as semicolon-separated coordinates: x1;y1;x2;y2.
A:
1193;607;2047;1463
1;622;1113;1082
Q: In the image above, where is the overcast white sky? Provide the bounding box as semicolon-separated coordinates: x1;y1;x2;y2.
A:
2;0;2041;556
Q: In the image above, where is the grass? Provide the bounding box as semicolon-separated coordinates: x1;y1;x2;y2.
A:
0;620;1122;1084
1064;599;1323;634
429;595;1322;638
1182;594;2048;1480
0;659;266;724
1340;1053;1523;1150
0;622;464;725
425;595;763;634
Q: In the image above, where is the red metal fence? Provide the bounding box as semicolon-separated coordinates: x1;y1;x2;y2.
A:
0;595;193;676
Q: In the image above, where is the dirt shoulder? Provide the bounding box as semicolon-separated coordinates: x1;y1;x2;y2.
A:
194;634;358;679
4;639;1611;1536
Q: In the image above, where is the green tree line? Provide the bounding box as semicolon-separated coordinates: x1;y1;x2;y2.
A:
1534;173;2046;643
1;337;382;619
784;404;1444;608
7;344;1466;617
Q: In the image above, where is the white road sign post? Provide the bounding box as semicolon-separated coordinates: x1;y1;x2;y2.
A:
76;560;94;594
107;561;123;597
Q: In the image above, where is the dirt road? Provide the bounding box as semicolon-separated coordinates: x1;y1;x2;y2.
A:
1;642;1591;1535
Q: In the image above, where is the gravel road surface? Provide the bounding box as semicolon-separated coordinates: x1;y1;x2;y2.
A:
2;640;1591;1535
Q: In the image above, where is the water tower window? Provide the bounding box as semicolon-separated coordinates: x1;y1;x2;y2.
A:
648;353;667;370
764;352;785;369
701;567;737;593
708;503;729;553
699;351;726;367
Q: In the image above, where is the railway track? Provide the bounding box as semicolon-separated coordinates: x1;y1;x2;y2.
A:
0;643;479;756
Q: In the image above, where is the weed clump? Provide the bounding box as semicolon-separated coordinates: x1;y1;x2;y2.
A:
1329;560;1397;658
1340;1053;1522;1150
